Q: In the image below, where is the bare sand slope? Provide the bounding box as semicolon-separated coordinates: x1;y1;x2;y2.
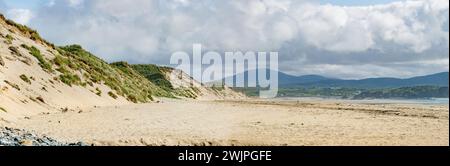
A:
8;100;449;146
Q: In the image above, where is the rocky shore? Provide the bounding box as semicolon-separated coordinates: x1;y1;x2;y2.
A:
0;127;89;146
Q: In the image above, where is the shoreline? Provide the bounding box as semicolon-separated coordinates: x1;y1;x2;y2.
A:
263;97;450;105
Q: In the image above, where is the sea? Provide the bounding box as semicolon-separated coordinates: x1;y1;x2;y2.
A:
275;97;449;105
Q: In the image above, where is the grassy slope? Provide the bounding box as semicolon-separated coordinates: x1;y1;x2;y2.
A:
131;64;200;99
57;45;174;102
0;14;54;48
131;64;174;92
1;14;220;102
1;14;175;103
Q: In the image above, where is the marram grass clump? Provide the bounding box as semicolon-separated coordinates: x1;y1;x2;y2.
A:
19;74;31;84
22;45;53;72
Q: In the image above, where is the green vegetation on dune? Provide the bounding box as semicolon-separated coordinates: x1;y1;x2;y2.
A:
19;74;31;84
56;45;173;102
1;14;55;48
4;34;13;44
131;64;201;99
22;45;53;72
59;72;82;87
110;61;174;99
52;55;83;87
108;91;118;99
0;106;7;113
211;85;225;92
4;80;20;91
1;15;205;103
131;64;174;91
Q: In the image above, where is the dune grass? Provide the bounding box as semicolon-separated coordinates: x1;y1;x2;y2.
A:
108;91;118;99
4;80;20;91
19;74;31;84
22;45;53;72
4;34;13;44
1;14;55;48
57;45;173;103
131;64;174;91
0;106;7;113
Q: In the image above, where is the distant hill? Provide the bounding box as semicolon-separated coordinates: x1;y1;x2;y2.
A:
225;70;448;89
279;73;330;85
294;72;449;89
229;70;448;99
222;69;331;87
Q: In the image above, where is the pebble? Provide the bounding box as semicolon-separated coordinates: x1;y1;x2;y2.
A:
0;127;89;146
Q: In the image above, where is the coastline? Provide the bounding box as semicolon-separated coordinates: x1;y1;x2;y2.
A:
272;97;450;104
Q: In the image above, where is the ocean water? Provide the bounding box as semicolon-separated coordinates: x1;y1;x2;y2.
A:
417;98;449;104
353;98;449;105
276;97;449;105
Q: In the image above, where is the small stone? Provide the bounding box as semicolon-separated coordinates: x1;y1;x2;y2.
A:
20;140;34;146
61;107;68;113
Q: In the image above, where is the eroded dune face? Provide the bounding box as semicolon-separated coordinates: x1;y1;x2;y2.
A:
162;68;246;100
0;15;245;123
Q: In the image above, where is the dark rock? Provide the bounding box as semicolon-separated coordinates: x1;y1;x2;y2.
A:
0;127;88;146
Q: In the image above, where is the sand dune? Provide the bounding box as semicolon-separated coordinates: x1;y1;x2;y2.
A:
0;15;244;123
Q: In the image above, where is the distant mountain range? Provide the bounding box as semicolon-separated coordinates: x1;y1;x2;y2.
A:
225;70;449;89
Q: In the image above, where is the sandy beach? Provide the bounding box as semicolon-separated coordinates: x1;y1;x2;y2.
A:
2;99;448;146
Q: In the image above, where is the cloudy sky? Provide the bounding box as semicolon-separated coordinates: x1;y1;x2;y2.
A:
0;0;448;79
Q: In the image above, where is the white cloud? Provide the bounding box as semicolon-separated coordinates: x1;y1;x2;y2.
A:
292;0;449;53
9;0;447;78
68;0;84;7
283;59;449;79
47;0;56;7
6;8;33;24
